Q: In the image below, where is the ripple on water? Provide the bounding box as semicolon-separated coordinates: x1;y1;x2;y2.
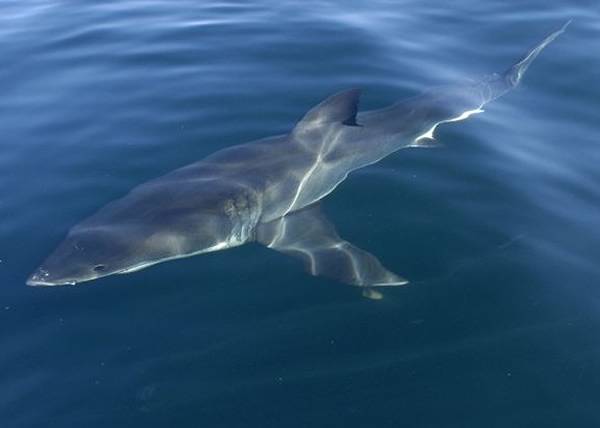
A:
1;1;600;427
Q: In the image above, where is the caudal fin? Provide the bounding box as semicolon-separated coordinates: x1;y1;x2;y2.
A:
503;20;571;88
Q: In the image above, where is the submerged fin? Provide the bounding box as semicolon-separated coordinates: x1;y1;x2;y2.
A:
256;203;408;293
362;288;384;300
294;88;362;133
405;22;569;146
503;20;571;88
477;20;571;102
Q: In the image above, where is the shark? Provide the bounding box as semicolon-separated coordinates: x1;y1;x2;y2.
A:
27;23;569;298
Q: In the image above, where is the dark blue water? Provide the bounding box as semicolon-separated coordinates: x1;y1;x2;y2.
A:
2;1;600;427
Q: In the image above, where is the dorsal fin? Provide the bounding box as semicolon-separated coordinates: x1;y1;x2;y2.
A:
294;89;362;133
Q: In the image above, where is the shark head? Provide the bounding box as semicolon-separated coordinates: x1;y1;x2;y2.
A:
26;214;238;287
26;182;258;287
27;227;140;286
27;221;236;286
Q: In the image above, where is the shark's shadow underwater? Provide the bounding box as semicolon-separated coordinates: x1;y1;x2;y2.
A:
27;23;569;299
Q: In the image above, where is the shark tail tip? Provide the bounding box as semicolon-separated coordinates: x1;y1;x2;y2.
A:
504;20;570;88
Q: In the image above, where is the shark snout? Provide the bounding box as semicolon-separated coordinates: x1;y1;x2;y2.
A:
26;268;75;286
26;268;53;286
26;268;60;286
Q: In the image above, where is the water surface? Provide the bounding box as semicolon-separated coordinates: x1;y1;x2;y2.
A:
1;1;600;427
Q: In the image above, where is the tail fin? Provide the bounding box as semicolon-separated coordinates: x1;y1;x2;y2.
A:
503;20;571;88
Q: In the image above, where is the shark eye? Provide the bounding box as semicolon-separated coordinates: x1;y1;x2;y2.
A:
93;264;106;272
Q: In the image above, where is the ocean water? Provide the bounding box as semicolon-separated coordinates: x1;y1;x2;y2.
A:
1;1;600;427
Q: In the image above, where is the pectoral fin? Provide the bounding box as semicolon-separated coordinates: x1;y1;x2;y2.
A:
256;204;408;295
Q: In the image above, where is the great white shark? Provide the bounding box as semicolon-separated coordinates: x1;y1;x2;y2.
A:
27;23;569;298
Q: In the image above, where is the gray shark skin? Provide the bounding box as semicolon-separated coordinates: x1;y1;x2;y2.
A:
27;23;568;296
